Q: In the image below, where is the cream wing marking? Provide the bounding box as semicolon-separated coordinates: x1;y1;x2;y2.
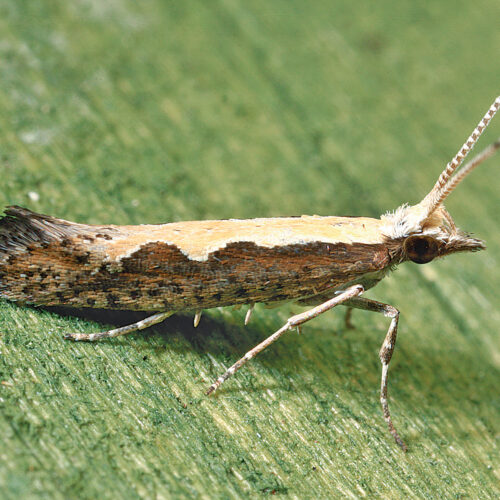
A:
100;216;388;263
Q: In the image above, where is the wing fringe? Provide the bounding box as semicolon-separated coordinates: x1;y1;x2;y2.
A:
0;206;113;255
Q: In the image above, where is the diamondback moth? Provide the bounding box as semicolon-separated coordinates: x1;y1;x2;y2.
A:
1;97;499;450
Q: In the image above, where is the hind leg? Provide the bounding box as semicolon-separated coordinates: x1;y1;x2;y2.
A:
64;311;175;341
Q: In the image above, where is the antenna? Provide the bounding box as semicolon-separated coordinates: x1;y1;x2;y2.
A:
419;96;500;215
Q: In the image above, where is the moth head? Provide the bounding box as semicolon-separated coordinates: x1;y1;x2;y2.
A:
385;203;487;264
382;97;500;264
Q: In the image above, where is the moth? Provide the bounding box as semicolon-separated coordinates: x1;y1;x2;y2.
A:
1;97;499;450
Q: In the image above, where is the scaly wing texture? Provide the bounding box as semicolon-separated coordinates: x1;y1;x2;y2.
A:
0;207;391;310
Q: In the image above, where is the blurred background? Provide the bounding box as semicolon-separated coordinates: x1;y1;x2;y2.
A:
1;1;499;498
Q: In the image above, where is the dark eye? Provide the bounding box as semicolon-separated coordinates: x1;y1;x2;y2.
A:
404;236;439;264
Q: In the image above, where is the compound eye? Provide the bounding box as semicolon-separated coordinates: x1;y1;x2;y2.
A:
404;235;439;264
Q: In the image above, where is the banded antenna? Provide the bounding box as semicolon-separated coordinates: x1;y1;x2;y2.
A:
419;96;500;216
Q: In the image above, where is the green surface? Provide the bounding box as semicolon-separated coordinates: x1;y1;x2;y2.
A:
1;1;499;498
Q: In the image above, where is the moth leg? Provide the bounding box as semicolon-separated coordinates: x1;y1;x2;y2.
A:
64;311;175;342
343;296;406;451
206;284;364;395
244;303;255;325
344;307;355;329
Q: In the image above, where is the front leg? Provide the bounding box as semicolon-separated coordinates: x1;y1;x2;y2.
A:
343;296;406;451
